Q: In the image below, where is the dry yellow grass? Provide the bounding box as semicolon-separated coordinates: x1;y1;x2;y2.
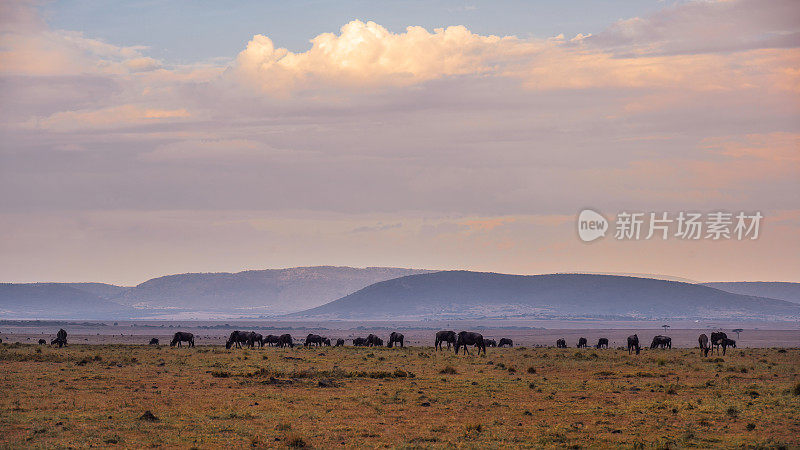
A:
1;343;798;448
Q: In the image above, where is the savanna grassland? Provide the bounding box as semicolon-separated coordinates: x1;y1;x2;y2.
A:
1;343;798;448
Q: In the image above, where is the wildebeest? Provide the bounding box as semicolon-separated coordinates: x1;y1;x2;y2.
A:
252;333;264;348
498;338;513;348
455;331;486;355
698;334;710;357
485;339;497;347
595;338;609;349
720;338;736;355
277;333;293;348
435;330;457;350
353;337;368;346
387;332;404;348
556;338;567;348
38;339;47;345
263;335;280;347
305;334;324;347
366;334;383;347
149;338;159;346
170;332;194;348
650;335;672;349
226;331;255;349
710;332;728;355
627;334;640;355
323;338;331;346
334;338;345;347
577;337;588;348
50;328;68;347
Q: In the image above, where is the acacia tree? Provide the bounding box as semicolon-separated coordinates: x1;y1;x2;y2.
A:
732;328;743;339
662;324;670;333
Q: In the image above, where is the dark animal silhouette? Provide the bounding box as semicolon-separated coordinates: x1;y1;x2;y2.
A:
52;329;67;347
498;338;513;348
305;334;324;347
226;331;256;349
334;338;345;347
149;338;159;346
38;339;47;345
650;335;672;349
720;338;736;355
627;334;640;355
435;330;457;350
387;332;404;348
277;334;293;348
577;337;588;348
353;337;368;346
485;339;497;347
263;335;280;346
710;332;728;355
455;331;486;355
698;334;710;357
595;338;609;349
252;333;264;347
323;338;331;346
556;338;567;348
170;332;194;348
366;334;383;347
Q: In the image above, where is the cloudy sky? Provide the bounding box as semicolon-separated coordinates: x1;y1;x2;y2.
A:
1;0;798;285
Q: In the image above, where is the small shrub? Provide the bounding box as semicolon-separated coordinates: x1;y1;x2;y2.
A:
210;371;230;378
276;422;292;431
792;382;800;396
527;367;536;374
726;406;738;417
746;423;756;431
286;433;306;448
439;366;457;375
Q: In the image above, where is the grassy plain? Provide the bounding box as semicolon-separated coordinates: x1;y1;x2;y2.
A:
1;343;798;448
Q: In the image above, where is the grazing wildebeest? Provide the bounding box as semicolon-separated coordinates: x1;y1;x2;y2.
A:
577;337;588;348
556;338;567;348
595;338;609;349
627;334;640;355
263;335;280;347
252;333;264;348
149;338;159;346
366;334;383;347
334;338;345;347
277;333;293;348
720;338;736;355
38;339;47;345
710;332;728;355
170;332;194;348
51;337;65;347
305;334;324;347
387;332;404;348
435;330;457;350
353;337;368;346
323;338;331;346
650;335;672;349
455;331;486;355
698;334;710;357
498;338;513;348
226;331;255;349
485;339;497;347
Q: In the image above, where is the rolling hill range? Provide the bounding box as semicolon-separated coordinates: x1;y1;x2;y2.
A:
290;271;800;320
0;283;135;319
0;267;431;319
702;282;800;304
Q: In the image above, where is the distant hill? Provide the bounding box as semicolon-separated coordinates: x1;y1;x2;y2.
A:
702;282;800;304
0;283;134;319
114;266;433;314
291;271;800;320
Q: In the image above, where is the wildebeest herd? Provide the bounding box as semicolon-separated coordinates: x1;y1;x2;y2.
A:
33;328;737;356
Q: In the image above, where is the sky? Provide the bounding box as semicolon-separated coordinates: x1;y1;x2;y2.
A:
1;0;798;285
